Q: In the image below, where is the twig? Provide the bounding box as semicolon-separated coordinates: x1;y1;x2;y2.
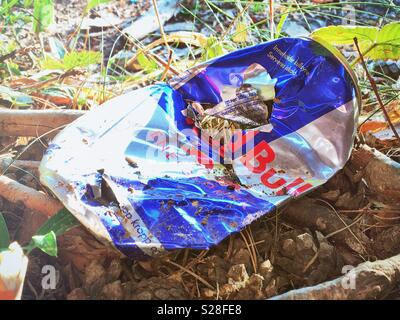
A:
324;213;365;240
89;7;179;76
0;46;33;64
353;37;400;142
302;249;320;273
282;198;370;255
240;230;258;274
0;49;17;64
269;0;274;39
0;159;40;172
271;253;400;300
13;69;85;90
152;0;172;57
220;1;252;41
316;198;367;254
0;175;62;217
166;259;215;290
160;50;173;81
0;109;85;137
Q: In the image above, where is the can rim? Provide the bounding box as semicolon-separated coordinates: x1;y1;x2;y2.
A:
308;36;362;112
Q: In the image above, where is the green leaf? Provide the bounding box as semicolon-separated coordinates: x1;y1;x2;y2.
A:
24;0;34;8
41;55;65;70
275;5;292;39
26;208;80;256
42;51;101;71
33;0;54;33
311;25;378;46
34;208;80;237
136;51;158;73
367;22;400;60
86;0;111;11
3;0;19;12
30;231;57;257
0;212;10;250
202;36;228;61
63;50;102;70
311;23;400;61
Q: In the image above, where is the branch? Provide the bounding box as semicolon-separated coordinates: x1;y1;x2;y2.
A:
353;37;400;142
351;144;400;206
282;197;370;255
0;175;62;217
0;109;84;137
270;253;400;300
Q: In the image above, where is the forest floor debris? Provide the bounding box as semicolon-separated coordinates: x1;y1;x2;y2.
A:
0;0;399;300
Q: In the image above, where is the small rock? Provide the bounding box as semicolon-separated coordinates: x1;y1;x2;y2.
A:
276;276;290;293
335;191;362;210
247;274;264;292
101;280;124;300
307;269;326;286
231;248;252;271
275;256;304;276
233;274;264;300
202;288;216;299
319;241;334;259
67;288;88;300
227;264;249;283
107;259;122;283
197;255;228;284
168;288;185;299
130;277;188;300
84;260;107;296
281;238;296;257
296;233;316;252
135;291;153;300
219;283;236;297
85;260;106;287
259;260;274;282
264;278;278;298
154;288;170;300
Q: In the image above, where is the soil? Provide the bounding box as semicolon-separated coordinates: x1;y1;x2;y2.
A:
0;0;399;300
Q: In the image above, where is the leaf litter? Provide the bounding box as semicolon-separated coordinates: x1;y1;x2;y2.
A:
0;0;399;300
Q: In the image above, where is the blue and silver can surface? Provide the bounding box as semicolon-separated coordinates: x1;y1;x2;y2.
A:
39;37;360;259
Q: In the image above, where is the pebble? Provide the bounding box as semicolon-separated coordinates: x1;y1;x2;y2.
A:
227;264;249;283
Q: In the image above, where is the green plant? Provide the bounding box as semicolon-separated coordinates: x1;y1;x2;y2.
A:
32;0;54;33
85;0;111;12
0;39;21;79
0;212;10;249
42;50;102;71
311;22;400;61
0;208;80;256
0;0;31;33
136;51;158;73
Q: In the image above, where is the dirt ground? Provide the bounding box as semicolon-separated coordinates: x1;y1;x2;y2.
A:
0;0;399;300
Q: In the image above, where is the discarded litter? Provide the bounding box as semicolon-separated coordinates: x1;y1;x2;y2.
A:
0;242;28;300
39;37;360;259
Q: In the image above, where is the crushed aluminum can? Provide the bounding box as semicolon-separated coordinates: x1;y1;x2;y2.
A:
39;37;361;259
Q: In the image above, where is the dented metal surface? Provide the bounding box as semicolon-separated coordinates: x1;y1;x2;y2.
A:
40;38;360;259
